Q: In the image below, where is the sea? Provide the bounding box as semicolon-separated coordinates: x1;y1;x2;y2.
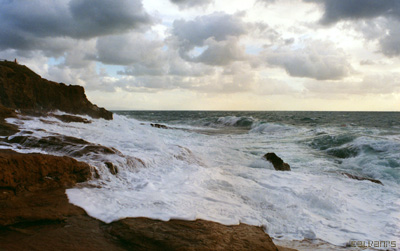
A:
4;111;400;249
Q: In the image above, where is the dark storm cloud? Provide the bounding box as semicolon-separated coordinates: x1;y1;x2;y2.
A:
305;0;400;25
0;0;152;52
69;0;151;37
378;20;400;57
304;0;400;57
170;0;212;9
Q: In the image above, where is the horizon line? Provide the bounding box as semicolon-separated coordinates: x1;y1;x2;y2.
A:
110;109;400;112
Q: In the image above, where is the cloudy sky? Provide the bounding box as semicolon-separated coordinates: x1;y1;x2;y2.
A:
1;0;399;111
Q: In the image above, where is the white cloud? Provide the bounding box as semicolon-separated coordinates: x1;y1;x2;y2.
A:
263;40;353;80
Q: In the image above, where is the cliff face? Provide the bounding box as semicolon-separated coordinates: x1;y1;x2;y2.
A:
0;61;112;120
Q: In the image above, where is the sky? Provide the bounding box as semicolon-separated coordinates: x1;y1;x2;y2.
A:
1;0;400;111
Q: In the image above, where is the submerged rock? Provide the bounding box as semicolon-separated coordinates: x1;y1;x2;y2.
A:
263;152;291;171
105;161;118;175
0;61;112;120
341;172;383;185
150;123;168;129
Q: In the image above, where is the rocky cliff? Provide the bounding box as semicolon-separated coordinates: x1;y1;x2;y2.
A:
0;61;112;120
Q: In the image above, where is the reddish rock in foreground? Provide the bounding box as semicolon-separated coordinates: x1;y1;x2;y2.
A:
0;149;296;251
108;218;280;251
0;61;112;120
0;149;91;195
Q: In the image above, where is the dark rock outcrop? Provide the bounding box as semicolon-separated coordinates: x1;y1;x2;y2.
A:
0;104;19;136
52;114;91;124
0;61;112;120
263;152;291;171
341;172;383;185
105;161;118;175
6;135;117;158
150;123;168;129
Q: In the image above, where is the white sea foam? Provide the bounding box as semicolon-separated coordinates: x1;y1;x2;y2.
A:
5;114;400;248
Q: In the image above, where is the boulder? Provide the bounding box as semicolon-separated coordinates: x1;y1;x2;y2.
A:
105;161;118;175
0;61;112;120
0;149;91;195
0;149;92;226
263;152;291;171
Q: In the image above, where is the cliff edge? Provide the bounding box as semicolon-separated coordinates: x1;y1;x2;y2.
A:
0;61;112;120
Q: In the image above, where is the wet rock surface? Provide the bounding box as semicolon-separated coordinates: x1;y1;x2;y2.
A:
151;123;168;129
52;114;92;124
263;152;291;171
0;104;18;136
5;134;118;158
341;172;383;185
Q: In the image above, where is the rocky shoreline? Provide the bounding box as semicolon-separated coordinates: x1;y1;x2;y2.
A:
0;61;297;250
1;149;297;251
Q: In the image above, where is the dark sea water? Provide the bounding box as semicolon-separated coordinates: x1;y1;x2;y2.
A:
6;110;400;248
116;110;400;129
116;110;400;181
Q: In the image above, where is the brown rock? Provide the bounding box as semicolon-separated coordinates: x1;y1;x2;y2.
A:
0;149;91;195
108;218;280;251
5;135;117;158
0;61;112;120
0;104;18;136
263;153;291;171
105;161;118;175
52;114;91;124
341;172;383;185
0;214;126;251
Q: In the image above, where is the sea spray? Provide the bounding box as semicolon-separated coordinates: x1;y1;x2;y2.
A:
4;111;400;247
